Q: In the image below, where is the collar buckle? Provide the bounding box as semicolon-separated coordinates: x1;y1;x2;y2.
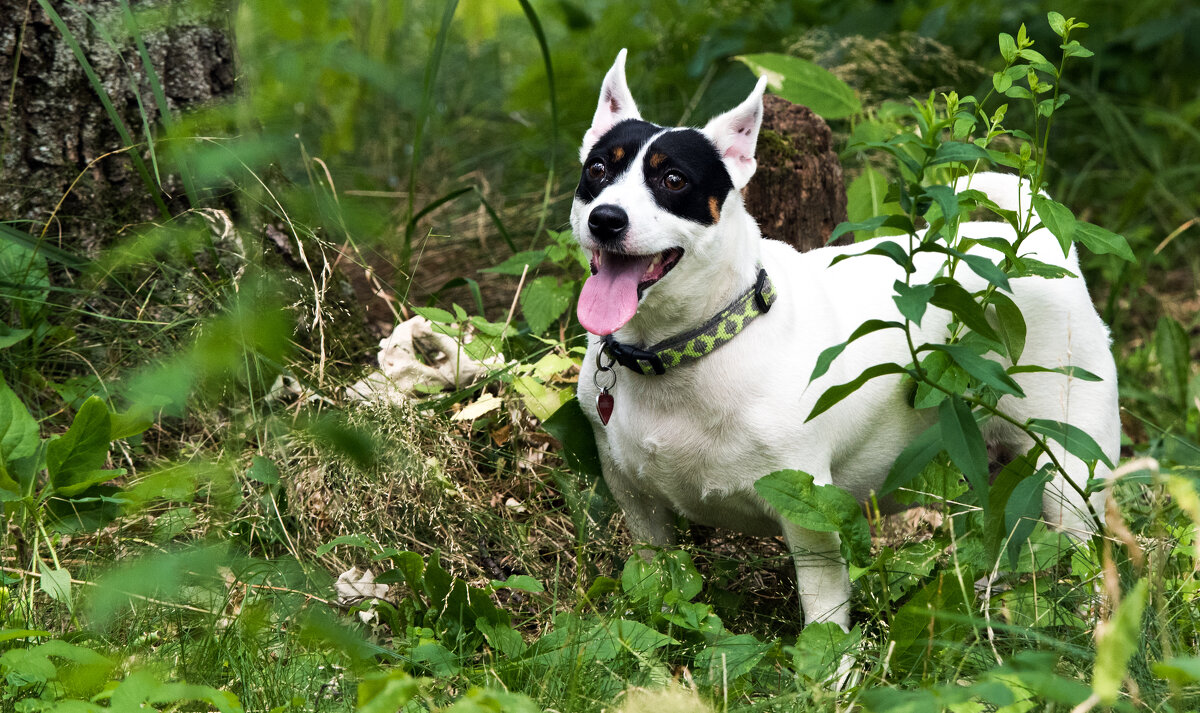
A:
753;267;772;313
601;335;666;375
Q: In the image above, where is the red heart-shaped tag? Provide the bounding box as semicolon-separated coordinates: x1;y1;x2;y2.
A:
597;392;614;425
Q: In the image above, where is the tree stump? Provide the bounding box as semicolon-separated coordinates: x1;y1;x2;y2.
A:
0;0;235;250
744;94;849;252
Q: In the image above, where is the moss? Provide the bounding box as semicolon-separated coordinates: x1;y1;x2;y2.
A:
756;128;800;162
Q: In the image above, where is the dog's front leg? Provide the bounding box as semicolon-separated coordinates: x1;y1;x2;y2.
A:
781;522;851;630
605;473;676;554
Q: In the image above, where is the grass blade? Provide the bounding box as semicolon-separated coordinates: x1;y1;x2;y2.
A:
36;0;170;219
117;0;200;205
402;0;460;278
516;0;558;244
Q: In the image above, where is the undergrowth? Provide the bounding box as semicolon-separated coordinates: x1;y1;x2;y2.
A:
1;2;1198;713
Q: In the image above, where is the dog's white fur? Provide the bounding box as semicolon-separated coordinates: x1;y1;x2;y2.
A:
573;52;1119;630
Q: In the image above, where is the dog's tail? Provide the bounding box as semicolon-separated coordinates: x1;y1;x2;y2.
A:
954;171;1042;214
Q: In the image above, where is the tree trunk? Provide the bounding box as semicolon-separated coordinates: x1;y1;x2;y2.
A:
745;94;849;252
0;0;235;250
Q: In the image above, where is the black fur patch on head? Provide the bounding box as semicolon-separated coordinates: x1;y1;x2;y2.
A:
576;119;660;203
641;129;732;225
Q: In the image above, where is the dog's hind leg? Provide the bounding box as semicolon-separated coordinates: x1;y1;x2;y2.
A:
781;522;851;629
988;297;1121;537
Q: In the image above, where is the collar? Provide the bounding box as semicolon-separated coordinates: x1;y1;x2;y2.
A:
600;266;777;375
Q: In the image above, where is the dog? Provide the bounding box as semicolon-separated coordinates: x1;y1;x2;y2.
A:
572;49;1119;631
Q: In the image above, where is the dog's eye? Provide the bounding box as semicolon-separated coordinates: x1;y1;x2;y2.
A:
663;170;687;191
586;159;607;180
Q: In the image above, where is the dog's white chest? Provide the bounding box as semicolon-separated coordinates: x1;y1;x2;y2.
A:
581;358;793;536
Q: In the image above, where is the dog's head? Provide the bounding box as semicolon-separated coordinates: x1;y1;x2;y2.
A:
572;49;768;336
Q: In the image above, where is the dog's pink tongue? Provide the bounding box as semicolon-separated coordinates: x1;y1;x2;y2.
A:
577;252;653;335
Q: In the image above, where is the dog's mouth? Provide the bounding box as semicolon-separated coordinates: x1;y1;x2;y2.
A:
577;246;684;335
589;247;684;296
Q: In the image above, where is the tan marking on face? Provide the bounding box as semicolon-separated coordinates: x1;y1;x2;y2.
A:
649;152;667;168
708;196;721;223
612;146;625;161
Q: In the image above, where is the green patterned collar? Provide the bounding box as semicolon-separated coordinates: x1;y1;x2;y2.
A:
600;267;777;375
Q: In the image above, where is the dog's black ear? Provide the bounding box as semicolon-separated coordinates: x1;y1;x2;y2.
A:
701;76;768;190
580;49;641;163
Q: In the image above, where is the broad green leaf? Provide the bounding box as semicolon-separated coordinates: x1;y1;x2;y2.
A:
411;306;455;324
1047;11;1067;37
962;254;1012;292
991;291;1027;364
375;550;425;591
999;32;1017;62
46;396;113;496
660;549;703;602
1153;656;1200;685
809;320;904;382
1093;579;1148;704
1032;195;1076;255
913;349;967;410
604;618;677;653
520;276;574;336
805;362;910;422
1007;364;1102;381
925;344;1025;397
315;533;377;557
109;408;154;440
1074;221;1135;262
930;142;992;166
790;622;860;681
893;281;936;325
1010;256;1077;279
930;282;1001;343
1004;465;1054;567
754;469;872;565
1155;316;1191;411
938;397;989;505
477;618;528;659
491;574;544;593
50;467;125;498
983;452;1039;563
923;184;959;225
0;629;53;643
827;215;886;244
0;377;39;493
830;235;914;267
39;565;72;606
0;323;32;350
246;455;280;485
845;167;891;224
695;633;772;685
736;53;861;119
882;423;942;497
921;243;1011;292
412;641;460;676
1061;41;1093;59
1027;419;1114;468
358;670;420;713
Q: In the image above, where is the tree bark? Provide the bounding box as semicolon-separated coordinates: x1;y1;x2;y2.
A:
744;94;849;252
0;0;234;249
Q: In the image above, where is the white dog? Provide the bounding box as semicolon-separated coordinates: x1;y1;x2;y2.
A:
572;50;1119;630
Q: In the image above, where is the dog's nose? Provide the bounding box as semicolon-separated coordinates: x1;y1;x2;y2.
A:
588;204;628;243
